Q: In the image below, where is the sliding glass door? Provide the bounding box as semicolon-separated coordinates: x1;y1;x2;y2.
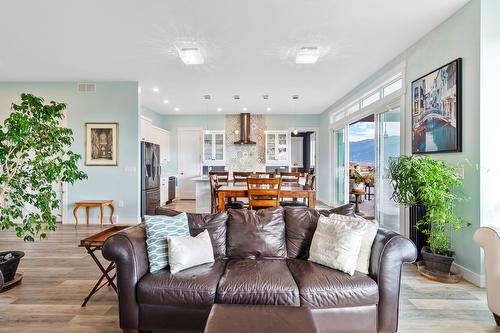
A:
333;129;346;206
375;107;401;232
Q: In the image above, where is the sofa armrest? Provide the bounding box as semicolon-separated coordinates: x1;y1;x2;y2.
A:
102;224;149;331
369;228;417;333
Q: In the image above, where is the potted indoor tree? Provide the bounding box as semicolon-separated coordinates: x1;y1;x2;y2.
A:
388;155;468;274
0;93;87;283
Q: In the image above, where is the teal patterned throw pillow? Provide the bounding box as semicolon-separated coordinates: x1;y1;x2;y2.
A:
144;213;190;273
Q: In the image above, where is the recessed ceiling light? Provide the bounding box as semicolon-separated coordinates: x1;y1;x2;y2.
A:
292;94;300;100
179;48;204;65
296;47;320;64
242;107;247;111
233;95;240;100
153;87;159;93
263;95;269;100
163;99;169;104
203;95;211;100
174;107;180;111
217;107;223;112
266;107;272;111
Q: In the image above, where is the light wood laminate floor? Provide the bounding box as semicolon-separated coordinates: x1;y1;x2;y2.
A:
0;220;498;332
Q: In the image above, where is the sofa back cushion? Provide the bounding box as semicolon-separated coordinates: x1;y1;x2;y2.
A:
155;207;228;259
226;207;287;259
284;207;320;259
284;203;357;259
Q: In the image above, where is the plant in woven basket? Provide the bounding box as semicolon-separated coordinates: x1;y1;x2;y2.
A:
0;93;87;241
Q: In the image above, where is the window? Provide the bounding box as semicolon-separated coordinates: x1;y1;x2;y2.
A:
330;73;403;127
361;91;380;108
383;79;402;97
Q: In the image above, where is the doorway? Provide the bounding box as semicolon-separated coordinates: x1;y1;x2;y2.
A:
348;115;375;219
332;106;402;231
289;130;317;174
177;129;202;199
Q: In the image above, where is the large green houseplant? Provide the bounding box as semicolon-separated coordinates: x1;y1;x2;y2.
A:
0;93;87;242
388;155;468;274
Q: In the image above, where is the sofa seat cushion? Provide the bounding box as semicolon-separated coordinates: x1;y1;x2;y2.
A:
137;260;227;306
216;259;300;306
286;259;378;309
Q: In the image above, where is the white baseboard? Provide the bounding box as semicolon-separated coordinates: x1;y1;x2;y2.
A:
317;197;332;207
452;262;485;287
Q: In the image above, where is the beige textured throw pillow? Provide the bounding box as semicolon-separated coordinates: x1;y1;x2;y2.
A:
168;230;215;274
328;213;379;274
309;215;367;275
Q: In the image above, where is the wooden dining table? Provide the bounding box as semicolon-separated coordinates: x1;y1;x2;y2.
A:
216;184;316;212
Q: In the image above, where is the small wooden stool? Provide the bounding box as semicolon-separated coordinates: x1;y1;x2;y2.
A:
73;200;115;226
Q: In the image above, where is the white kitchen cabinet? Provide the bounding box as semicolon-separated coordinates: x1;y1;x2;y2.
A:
140;116;153;142
202;130;225;164
265;130;290;165
140;116;170;164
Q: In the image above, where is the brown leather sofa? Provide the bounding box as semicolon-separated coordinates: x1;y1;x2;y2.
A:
103;205;416;333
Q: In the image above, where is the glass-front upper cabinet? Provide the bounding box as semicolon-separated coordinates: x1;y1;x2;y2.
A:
265;131;290;165
203;130;225;164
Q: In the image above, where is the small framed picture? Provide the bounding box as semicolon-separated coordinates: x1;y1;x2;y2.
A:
85;122;119;166
411;58;462;153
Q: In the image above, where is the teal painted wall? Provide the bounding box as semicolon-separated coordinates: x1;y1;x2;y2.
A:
141;106;165;128
319;0;482;275
0;82;140;224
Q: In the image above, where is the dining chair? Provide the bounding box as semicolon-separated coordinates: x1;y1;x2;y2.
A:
233;171;253;185
209;171;229;185
247;177;282;210
305;174;316;190
255;171;275;178
280;172;300;184
210;175;243;213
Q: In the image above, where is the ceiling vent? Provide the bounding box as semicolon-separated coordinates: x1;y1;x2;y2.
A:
77;83;96;93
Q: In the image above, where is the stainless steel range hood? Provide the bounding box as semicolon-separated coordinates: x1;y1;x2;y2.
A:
234;113;256;145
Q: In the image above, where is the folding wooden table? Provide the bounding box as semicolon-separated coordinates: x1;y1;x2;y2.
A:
79;225;129;307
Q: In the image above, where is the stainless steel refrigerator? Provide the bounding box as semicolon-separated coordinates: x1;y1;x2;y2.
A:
141;142;161;216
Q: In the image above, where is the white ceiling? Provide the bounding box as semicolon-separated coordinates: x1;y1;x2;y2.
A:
0;0;469;115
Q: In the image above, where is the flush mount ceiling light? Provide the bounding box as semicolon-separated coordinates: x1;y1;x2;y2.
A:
179;47;204;65
295;47;320;64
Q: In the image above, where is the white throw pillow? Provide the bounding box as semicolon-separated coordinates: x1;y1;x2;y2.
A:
328;213;379;274
168;230;215;274
309;215;367;275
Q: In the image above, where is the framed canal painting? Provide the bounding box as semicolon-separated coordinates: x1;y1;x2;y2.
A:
411;58;462;154
85;122;119;165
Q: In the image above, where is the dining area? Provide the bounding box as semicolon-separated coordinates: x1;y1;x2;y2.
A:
201;171;316;213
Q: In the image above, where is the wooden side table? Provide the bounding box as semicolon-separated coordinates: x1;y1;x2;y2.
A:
73;200;115;226
79;225;129;306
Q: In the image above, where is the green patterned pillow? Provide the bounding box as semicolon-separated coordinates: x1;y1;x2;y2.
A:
144;213;190;273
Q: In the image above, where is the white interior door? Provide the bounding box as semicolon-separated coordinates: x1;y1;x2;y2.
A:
178;129;202;199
